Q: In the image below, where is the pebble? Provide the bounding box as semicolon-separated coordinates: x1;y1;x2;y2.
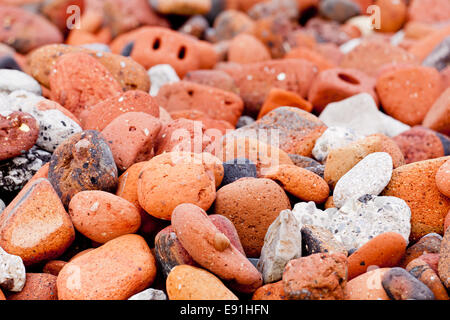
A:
258;87;313;119
262;164;330;203
348;232;407;280
166;265;238;300
0;69;42;95
382;267;435;300
319;93;410;137
282;253;348;300
376;66;444;126
148;64;180;97
68;191;141;243
312;126;362;162
128;288;167;300
101;112;162;171
151;0;212;15
382;157;450;240
221;158;257;186
172;203;263;293
57;234;157;300
0;178;75;266
0;246;26;292
406;257;449;300
257;209;302;284
319;0;360;23
400;233;442;268
0;111;39;161
213;177;291;257
49;52;123;117
393;126;450;164
333;152;393;208
422;36;450;71
43;260;67;277
324;133;405;187
137;153;216;220
252;281;287;300
7;273;58;300
48;130;118;207
228;33;271;64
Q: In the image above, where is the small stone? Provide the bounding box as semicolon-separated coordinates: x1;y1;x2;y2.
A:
283;252;348;300
221;158;257;186
319;0;360;23
406;258;449;300
128;288;167;300
148;64;180;97
319;93;410;137
436;159;450;197
257;210;302;284
422;36;450;71
0;199;4;214
400;233;442;268
7;273;58;300
333;152;393;208
48;130;118;207
0;69;41;95
301;224;348;257
288;154;322;169
382;267;435;300
344;268;391;300
312;126;362;162
0;246;26;292
150;0;212;15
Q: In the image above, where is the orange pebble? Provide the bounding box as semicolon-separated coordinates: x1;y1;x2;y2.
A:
228;33;271;64
284;47;335;72
258;87;313;119
348;232;407;280
252;281;287;300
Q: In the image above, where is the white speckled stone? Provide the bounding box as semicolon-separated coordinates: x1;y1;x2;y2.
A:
257;209;302;284
329;194;411;251
319;93;410;137
128;288;167;300
0;246;26;292
291;201;335;229
0;199;4;213
6;91;82;152
148;64;180;96
312;126;362;162
0;70;41;95
333;152;393;208
289;195;411;251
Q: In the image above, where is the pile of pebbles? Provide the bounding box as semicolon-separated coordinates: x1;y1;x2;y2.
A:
0;0;449;300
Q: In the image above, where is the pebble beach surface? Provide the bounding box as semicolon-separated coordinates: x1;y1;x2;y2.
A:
0;0;449;301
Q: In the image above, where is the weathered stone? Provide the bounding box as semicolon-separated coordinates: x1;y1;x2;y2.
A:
0;246;26;292
257;210;302;284
382;267;435;300
301;225;348;256
148;64;180;97
333;152;393;208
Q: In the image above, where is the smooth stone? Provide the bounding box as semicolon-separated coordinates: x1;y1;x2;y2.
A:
0;246;26;292
319;93;410;137
312;126;362;162
333;152;393;208
148;64;180;97
221;158;257;186
382;267;435;300
0;70;41;95
257;209;302;284
128;288;167;300
320;0;361;23
0;199;4;213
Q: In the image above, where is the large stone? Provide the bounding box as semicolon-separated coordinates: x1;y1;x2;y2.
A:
290;195;411;252
0;246;26;292
257;210;302;284
333;152;393;208
319;93;410;137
